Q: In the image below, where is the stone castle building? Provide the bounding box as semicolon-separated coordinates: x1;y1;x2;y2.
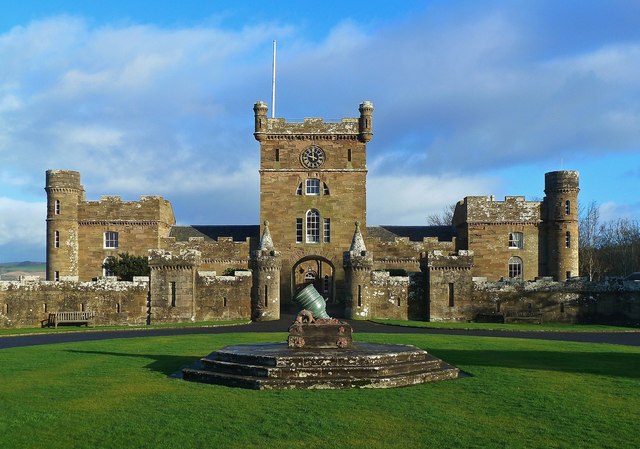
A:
42;101;581;323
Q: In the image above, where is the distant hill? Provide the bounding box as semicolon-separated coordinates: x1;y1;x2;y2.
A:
0;261;46;275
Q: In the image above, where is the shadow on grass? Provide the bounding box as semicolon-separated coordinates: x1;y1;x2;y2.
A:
67;347;640;380
66;349;204;376
432;349;640;379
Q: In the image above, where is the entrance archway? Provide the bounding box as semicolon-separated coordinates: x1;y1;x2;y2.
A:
291;256;335;303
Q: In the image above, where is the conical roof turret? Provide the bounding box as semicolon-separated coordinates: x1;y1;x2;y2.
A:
349;221;367;253
258;220;275;251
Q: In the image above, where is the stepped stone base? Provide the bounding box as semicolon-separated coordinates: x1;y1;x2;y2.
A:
182;342;460;390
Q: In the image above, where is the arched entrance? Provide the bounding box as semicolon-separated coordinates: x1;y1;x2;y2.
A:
291;256;335;303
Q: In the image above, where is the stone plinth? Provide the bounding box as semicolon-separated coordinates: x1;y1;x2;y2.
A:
182;342;460;390
287;320;353;349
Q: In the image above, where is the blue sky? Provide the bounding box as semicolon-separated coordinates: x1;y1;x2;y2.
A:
1;0;639;262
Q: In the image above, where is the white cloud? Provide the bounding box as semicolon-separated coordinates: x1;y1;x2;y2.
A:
367;174;499;224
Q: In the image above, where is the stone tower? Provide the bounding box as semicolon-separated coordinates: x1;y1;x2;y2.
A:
254;100;373;307
344;222;373;319
250;221;282;321
543;170;580;280
45;170;85;281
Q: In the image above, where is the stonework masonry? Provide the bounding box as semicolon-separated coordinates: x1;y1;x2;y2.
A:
0;101;628;330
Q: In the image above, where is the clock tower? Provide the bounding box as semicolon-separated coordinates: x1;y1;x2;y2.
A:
253;101;373;307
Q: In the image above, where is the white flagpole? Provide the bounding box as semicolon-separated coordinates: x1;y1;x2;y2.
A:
271;40;277;118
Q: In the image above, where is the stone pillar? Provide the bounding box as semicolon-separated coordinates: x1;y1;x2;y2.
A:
250;221;282;321
344;222;373;319
45;170;85;281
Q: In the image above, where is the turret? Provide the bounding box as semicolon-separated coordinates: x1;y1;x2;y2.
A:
253;101;269;141
45;170;85;281
358;101;373;143
543;171;579;281
343;221;373;319
250;221;282;321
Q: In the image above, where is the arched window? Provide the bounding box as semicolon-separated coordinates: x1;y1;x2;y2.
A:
104;231;118;248
565;200;571;215
306;209;320;243
508;232;523;249
103;257;116;277
508;257;523;279
565;231;571;248
306;178;320;195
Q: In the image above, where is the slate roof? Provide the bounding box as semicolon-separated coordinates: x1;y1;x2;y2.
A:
367;225;457;242
170;225;260;242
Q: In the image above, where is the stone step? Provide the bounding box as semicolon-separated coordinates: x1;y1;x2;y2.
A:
182;364;460;390
200;356;444;379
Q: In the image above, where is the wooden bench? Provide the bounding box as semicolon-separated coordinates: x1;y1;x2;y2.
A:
48;311;96;328
504;309;543;324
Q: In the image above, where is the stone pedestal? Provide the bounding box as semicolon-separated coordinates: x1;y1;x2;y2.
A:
287;320;353;349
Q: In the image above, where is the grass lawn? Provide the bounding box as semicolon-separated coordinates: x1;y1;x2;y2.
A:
0;332;638;449
370;319;640;332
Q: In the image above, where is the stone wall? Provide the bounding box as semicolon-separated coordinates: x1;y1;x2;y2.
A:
0;277;149;328
196;272;252;321
470;278;640;324
425;251;474;321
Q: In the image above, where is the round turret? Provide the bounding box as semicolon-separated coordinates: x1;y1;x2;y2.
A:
543;170;579;281
253;101;269;141
358;101;373;143
45;170;84;281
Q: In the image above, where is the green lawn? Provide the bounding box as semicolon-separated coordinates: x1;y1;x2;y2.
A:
0;332;638;449
370;318;640;332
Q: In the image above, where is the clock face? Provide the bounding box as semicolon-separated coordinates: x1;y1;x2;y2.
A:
300;145;326;168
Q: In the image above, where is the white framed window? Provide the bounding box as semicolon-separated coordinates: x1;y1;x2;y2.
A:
565;200;571;215
55;200;60;215
323;218;331;243
306;178;320;195
565;231;571;248
306;209;320;243
508;257;523;279
508;232;523;249
296;218;303;243
54;230;60;248
104;231;119;249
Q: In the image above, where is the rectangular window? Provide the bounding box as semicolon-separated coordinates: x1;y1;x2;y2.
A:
275;148;280;162
448;283;454;307
565;200;571;215
55;200;60;215
170;282;177;307
357;285;362;307
306;178;320;195
54;271;59;282
565;231;571;248
508;232;523;249
104;231;119;248
55;230;60;248
566;271;571;280
323;218;331;243
347;148;352;162
296;218;303;243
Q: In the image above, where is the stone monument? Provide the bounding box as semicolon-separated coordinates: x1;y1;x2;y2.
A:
182;284;460;389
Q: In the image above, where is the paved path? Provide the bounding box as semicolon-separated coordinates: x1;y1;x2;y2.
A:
2;314;639;349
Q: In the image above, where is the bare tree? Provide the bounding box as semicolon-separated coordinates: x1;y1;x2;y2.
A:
427;204;456;226
579;201;601;281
